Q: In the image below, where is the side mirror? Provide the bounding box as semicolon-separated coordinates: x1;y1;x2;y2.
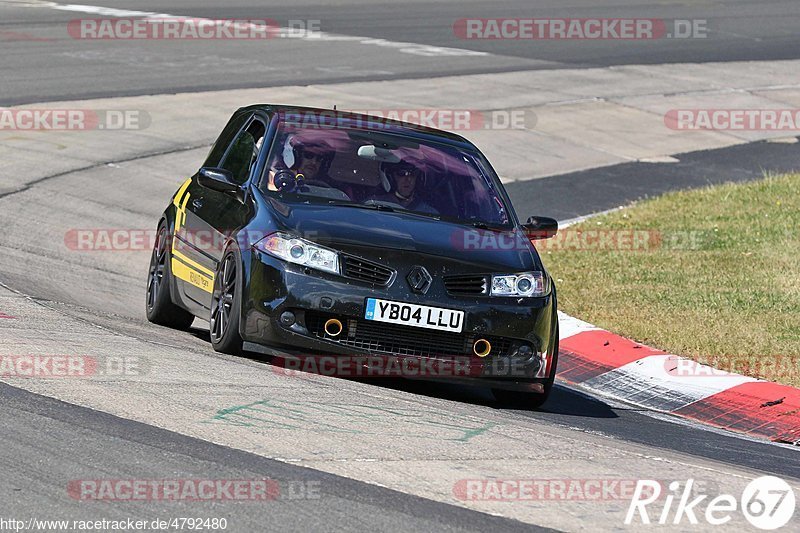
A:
523;216;558;240
198;167;239;194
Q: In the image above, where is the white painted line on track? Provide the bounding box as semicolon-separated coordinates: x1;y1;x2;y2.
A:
559;207;624;227
29;1;489;57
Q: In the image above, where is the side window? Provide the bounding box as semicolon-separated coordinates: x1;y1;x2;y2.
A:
220;119;267;185
204;112;249;168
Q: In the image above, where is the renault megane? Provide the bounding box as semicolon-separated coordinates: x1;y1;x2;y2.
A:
146;105;560;407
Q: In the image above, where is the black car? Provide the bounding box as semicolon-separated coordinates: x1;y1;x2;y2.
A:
146;105;560;407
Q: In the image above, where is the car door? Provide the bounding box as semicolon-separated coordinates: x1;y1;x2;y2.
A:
174;113;269;310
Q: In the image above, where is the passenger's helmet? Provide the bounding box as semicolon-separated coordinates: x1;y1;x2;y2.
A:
379;159;426;192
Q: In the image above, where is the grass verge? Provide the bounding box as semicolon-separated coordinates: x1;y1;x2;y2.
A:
541;172;800;387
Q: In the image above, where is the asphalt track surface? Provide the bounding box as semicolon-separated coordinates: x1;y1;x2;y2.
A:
1;0;799;104
2;0;800;531
0;382;548;532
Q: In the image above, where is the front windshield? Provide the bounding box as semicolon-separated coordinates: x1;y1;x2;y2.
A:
261;118;511;226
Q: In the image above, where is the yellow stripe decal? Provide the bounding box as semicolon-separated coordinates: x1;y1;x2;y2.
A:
180;192;191;229
172;178;192;208
171;246;215;278
175;192;191;232
171;258;214;294
173;178;192;232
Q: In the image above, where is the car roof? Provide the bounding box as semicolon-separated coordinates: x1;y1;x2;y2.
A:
237;104;479;151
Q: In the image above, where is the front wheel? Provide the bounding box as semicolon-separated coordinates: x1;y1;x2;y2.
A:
209;249;243;355
492;323;559;409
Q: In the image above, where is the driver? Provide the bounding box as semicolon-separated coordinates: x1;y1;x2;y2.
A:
370;160;437;214
292;138;335;185
269;135;355;199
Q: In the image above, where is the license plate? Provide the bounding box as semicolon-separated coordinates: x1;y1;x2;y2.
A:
364;298;464;333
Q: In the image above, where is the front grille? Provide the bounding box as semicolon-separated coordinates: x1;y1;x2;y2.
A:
444;274;488;295
341;255;394;285
305;312;512;358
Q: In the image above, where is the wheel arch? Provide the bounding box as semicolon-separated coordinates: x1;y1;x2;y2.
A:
218;232;253;340
156;205;186;312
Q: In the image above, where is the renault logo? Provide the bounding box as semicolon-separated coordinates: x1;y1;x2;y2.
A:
407;266;433;294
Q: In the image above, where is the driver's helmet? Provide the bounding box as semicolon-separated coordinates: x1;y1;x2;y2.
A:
282;134;336;175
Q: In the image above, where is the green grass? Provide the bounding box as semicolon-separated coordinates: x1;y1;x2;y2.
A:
542;172;800;386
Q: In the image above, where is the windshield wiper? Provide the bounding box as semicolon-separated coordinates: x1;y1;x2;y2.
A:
328;201;448;222
328;201;395;212
368;203;395;212
468;220;513;231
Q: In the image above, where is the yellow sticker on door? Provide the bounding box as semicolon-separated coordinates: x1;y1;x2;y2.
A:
171;257;214;293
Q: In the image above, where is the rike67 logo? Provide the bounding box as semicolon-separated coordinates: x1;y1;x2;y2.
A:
626;476;795;529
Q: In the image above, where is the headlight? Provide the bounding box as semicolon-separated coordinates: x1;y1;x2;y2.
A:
491;272;549;297
254;232;339;275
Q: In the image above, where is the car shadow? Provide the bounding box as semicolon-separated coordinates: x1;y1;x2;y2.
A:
236;346;619;420
352;376;618;419
187;327;211;343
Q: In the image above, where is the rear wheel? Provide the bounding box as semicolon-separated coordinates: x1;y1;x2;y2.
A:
146;222;195;330
210;250;243;355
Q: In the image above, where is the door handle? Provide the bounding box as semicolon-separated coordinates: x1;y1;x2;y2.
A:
192;198;204;210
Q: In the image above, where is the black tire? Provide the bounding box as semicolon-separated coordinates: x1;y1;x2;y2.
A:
492;323;559;409
209;248;243;355
146;222;195;330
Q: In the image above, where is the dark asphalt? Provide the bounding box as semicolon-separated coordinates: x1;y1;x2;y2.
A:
1;0;799;105
507;136;800;220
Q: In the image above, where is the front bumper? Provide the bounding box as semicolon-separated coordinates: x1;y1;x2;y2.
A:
241;249;557;384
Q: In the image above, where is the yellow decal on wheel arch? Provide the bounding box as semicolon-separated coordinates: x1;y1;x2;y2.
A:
172;178;192;208
173;178;192;232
